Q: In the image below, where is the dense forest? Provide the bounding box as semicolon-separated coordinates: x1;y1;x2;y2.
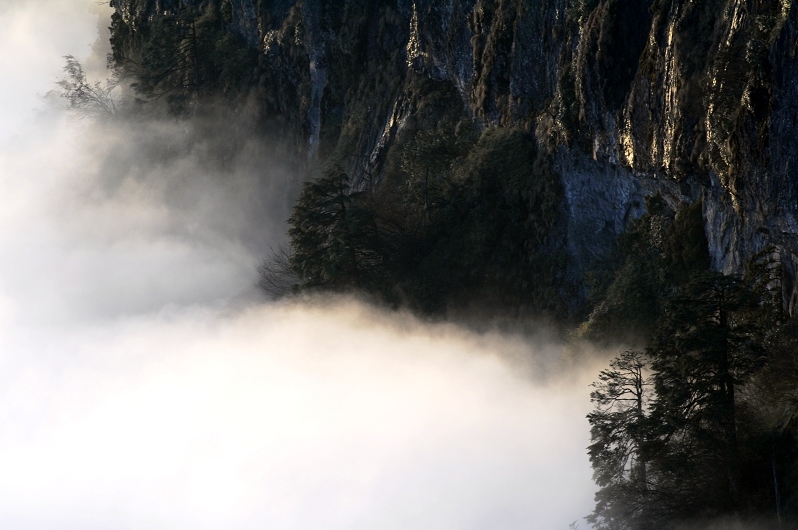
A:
66;0;798;527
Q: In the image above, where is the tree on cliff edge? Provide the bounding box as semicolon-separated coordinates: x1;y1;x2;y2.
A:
288;165;382;291
56;55;119;120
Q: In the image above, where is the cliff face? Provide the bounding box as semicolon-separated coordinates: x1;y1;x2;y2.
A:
110;0;798;314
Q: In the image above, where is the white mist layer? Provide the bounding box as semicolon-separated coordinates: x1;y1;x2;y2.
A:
0;0;108;141
0;2;597;529
0;303;597;530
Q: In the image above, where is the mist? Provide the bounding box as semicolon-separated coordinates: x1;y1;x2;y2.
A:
0;2;598;529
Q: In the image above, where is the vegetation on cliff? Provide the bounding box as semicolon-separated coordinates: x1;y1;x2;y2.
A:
281;112;565;317
101;0;798;527
581;197;795;527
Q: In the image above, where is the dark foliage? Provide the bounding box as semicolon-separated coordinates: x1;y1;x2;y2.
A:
110;1;257;114
647;273;767;518
581;197;711;345
288;164;382;292
587;349;654;530
587;253;798;528
281;122;566;318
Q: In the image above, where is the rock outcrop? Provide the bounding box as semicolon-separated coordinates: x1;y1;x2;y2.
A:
110;0;798;314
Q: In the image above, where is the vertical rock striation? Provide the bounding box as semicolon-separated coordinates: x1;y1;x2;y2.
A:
110;0;798;313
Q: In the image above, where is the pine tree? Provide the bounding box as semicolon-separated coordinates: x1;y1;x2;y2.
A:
587;350;654;530
649;271;766;517
288;165;381;290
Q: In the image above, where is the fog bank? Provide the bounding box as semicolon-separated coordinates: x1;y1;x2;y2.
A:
0;2;598;529
0;299;598;530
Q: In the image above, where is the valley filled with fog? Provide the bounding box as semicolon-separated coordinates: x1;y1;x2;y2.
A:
0;2;598;529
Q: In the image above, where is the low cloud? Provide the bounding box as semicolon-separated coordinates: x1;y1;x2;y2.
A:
0;299;599;530
0;2;600;529
0;0;109;141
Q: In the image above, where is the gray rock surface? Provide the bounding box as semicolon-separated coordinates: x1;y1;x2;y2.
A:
111;0;798;313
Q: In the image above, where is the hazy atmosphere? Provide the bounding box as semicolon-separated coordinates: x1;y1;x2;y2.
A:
0;2;598;528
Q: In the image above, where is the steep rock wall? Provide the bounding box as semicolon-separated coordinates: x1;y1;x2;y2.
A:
110;0;798;313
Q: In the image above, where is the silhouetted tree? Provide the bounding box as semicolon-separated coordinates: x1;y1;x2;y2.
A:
588;350;654;530
258;245;298;297
57;55;119;120
649;272;766;517
288;165;382;290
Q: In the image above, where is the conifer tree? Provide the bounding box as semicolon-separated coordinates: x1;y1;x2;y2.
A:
288;165;381;290
648;272;766;516
587;350;654;530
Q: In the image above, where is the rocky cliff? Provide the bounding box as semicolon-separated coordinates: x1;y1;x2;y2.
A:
109;0;798;315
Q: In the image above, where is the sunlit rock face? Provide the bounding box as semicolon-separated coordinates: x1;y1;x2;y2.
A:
111;0;798;313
